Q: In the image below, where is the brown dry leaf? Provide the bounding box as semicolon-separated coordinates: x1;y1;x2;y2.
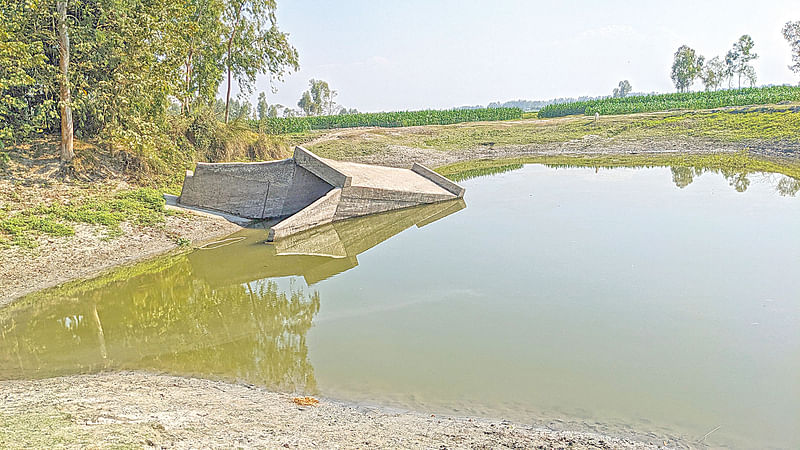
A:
291;396;319;407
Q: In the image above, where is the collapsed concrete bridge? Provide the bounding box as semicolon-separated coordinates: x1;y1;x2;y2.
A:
177;147;466;240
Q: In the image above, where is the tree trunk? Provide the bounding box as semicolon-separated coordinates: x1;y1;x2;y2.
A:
225;46;232;123
57;0;74;163
224;7;243;124
184;49;192;115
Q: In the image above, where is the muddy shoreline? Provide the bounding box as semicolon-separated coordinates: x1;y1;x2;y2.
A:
0;212;243;308
0;372;677;449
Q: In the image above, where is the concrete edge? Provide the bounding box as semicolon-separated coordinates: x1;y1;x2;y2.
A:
294;146;352;188
177;170;193;205
165;194;253;226
411;163;466;198
194;158;293;169
268;188;342;241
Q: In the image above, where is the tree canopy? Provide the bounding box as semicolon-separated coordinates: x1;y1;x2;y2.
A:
671;45;704;93
0;0;297;157
783;21;800;79
727;35;758;88
612;80;632;98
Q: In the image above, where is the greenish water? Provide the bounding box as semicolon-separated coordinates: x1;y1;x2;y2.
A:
2;165;799;448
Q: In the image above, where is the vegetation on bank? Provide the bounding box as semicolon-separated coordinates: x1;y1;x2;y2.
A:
0;188;168;248
306;105;800;159
253;107;523;134
1;0;298;180
537;86;800;118
436;152;800;195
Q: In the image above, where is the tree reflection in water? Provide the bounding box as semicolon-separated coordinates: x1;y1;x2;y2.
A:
0;199;467;392
0;254;321;394
668;165;798;195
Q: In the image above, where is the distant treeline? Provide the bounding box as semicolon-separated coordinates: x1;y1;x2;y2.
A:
537;86;800;118
458;97;610;112
253;107;523;134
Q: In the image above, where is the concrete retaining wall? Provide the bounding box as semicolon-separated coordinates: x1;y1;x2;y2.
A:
178;146;466;239
267;188;342;241
179;159;332;219
294;147;352;188
411;163;466;197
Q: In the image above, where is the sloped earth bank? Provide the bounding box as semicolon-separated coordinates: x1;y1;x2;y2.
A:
318;134;797;169
0;215;242;307
0;372;672;449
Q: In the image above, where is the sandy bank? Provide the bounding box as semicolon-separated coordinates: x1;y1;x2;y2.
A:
0;372;674;449
0;212;243;307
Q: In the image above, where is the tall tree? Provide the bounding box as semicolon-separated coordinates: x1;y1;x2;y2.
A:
178;0;226;114
727;35;758;89
699;56;725;91
782;20;800;80
222;0;298;123
57;0;74;163
256;92;269;120
671;46;704;93
297;79;337;116
297;91;314;116
612;80;632;98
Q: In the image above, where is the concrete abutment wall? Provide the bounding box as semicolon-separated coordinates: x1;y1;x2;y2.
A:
178;159;332;219
178;146;466;240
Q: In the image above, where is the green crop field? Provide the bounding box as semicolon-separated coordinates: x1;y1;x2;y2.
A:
253;107;523;134
537;86;800;118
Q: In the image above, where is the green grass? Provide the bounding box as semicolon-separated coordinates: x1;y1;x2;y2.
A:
538;86;800;118
435;151;800;186
303;105;800;159
0;188;167;248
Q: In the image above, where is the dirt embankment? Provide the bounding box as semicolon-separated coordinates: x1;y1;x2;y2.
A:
0;372;673;449
0;150;243;306
0;215;242;307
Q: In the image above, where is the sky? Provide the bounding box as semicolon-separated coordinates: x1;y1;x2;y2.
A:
228;0;800;112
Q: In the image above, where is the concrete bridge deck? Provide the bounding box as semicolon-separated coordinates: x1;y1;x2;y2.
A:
177;146;466;240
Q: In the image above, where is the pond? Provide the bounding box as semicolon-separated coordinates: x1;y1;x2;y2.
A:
2;164;799;448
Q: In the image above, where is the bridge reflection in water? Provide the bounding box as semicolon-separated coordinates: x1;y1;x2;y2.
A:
0;199;466;393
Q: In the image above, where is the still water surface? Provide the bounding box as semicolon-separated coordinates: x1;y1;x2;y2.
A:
2;165;799;448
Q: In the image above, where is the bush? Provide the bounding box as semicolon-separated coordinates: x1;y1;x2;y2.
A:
0;151;9;172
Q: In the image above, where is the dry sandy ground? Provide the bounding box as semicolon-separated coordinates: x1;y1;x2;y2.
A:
0;372;675;449
0;213;242;307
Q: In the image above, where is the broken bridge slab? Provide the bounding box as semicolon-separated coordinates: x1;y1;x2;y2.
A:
177;146;466;241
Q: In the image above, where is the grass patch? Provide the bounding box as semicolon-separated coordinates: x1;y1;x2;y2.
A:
0;188;167;248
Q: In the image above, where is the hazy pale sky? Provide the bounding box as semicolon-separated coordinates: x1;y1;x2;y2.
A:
231;0;799;112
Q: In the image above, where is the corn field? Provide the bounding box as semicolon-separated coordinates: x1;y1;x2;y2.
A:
253;108;523;134
537;86;800;118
